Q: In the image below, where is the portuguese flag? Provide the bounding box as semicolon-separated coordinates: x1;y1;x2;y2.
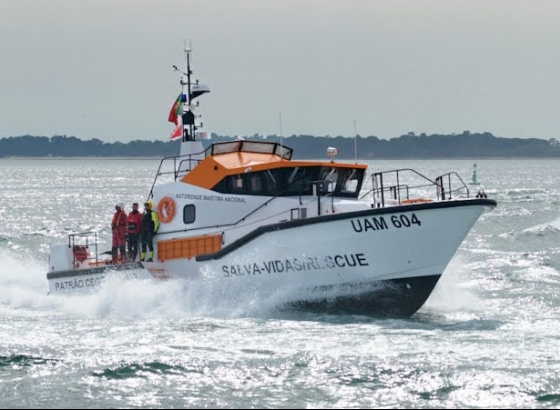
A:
169;123;182;140
167;94;182;125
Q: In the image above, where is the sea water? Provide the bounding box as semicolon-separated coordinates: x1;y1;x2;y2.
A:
0;158;559;409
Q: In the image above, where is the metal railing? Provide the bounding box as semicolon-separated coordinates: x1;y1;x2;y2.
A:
435;172;470;201
360;168;470;208
146;150;205;200
68;232;100;268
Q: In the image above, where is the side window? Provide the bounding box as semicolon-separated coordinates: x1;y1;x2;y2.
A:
228;175;245;193
264;170;277;195
326;168;338;192
340;169;358;194
183;204;196;224
249;175;263;193
342;178;359;194
336;168;364;197
319;167;338;193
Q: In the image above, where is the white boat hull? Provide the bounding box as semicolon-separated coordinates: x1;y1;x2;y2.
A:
168;199;494;315
46;200;494;315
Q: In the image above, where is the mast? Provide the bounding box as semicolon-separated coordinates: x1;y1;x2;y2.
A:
279;112;283;153
353;118;357;164
181;44;195;142
172;43;210;163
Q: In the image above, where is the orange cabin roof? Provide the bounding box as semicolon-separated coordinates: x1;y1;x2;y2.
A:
180;150;367;190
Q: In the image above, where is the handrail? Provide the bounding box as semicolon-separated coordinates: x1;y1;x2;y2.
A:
363;168;469;207
146;150;206;200
435;171;470;200
360;167;434;199
68;232;100;267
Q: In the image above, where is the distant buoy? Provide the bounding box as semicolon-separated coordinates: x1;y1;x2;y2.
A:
470;163;480;186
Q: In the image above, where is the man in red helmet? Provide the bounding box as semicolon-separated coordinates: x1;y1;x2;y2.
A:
111;203;128;263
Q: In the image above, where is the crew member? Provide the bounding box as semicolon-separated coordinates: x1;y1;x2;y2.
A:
127;202;142;261
140;201;159;262
111;203;128;263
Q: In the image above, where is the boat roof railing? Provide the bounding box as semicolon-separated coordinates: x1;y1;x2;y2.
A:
204;140;293;160
147;150;205;199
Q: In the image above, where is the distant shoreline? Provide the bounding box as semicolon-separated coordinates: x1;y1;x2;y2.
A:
2;133;560;159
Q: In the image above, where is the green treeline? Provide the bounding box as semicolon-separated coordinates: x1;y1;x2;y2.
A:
1;132;560;159
0;135;181;157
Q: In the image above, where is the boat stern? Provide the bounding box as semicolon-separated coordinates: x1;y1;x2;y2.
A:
48;244;76;272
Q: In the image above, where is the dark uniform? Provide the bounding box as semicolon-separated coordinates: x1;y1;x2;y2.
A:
140;201;159;262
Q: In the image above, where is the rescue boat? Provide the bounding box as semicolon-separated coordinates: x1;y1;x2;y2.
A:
46;47;497;316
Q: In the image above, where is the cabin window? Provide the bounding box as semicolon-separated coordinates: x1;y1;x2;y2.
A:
318;167;339;194
249;175;263;193
340;169;360;195
225;175;245;193
283;167;312;195
234;177;243;189
241;141;275;154
183;205;196;224
342;178;359;194
264;170;277;194
211;166;364;198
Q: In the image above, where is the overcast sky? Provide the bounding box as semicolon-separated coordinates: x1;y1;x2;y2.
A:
1;0;559;142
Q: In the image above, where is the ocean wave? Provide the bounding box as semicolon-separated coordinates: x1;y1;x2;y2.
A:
540;255;560;274
0;249;50;309
6;270;423;321
0;244;549;323
0;354;61;368
497;219;560;241
0;252;280;319
91;360;203;380
521;220;560;238
505;188;549;196
503;188;558;204
536;394;560;404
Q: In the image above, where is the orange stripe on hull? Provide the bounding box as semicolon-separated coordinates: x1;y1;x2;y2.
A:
157;234;222;261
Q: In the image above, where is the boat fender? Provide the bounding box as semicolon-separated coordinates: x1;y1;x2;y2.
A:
157;196;176;223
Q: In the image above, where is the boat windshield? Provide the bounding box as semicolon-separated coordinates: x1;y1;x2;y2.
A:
211;166;365;198
205;140;293;160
